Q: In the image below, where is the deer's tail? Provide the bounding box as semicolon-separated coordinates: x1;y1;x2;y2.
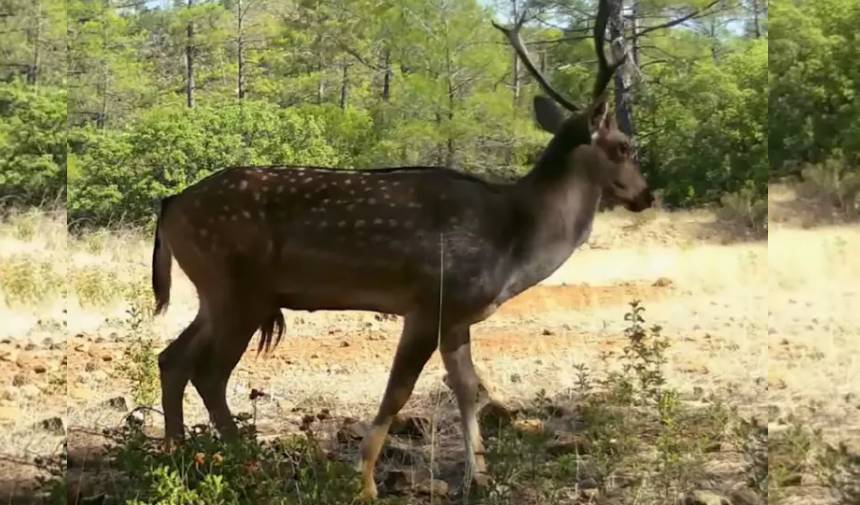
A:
257;310;286;355
152;196;174;315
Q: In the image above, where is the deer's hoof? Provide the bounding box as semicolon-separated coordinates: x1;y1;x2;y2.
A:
358;484;378;502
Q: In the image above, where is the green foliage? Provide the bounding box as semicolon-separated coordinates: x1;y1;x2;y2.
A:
770;0;860;174
0;255;64;307
638;39;768;207
0;82;67;206
799;151;860;214
68;101;343;227
116;303;160;408
718;181;768;232
109;416;362;505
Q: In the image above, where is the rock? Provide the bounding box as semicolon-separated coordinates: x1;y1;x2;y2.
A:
33;364;47;374
36;416;65;435
0;350;17;362
479;400;515;430
415;478;449;496
541;328;554;336
12;372;28;386
511;419;544;436
684;490;731;505
653;277;673;287
20;384;41;399
382;470;411;494
777;473;802;486
547;433;591;456
103;396;129;412
390;415;430;439
380;440;420;465
730;489;764;505
336;419;368;443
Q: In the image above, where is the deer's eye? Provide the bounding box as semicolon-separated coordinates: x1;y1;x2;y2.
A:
617;143;630;157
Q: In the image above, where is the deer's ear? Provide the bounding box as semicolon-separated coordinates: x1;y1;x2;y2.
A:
588;94;611;135
533;96;566;133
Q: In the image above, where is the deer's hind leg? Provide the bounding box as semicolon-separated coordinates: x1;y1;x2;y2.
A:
359;312;438;500
190;295;272;441
158;315;203;444
441;326;489;491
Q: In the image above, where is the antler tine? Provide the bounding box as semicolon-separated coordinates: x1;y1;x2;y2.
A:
492;10;580;113
592;0;626;101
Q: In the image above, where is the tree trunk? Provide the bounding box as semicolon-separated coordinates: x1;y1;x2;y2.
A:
609;0;636;141
510;0;520;107
185;0;195;108
339;62;349;109
751;0;763;38
28;0;41;86
237;0;245;100
382;48;391;101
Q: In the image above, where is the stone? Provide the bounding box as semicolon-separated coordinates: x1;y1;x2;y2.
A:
653;277;674;287
389;414;430;439
479;400;515;430
36;416;65;435
415;478;449;497
684;490;731;505
336;418;368;443
511;419;544;436
103;396;129;412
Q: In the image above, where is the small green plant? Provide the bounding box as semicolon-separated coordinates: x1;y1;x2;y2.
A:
0;256;64;306
116;304;159;407
616;300;671;405
70;264;117;307
106;415;362;505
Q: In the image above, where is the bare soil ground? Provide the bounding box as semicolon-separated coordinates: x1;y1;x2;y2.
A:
0;184;858;503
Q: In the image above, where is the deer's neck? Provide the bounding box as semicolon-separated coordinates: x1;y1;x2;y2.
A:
500;149;602;302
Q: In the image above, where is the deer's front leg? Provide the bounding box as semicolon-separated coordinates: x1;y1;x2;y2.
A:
358;314;437;500
441;326;490;492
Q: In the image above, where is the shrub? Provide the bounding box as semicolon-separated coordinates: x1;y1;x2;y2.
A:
68;100;357;229
0;82;67;207
799;152;860;215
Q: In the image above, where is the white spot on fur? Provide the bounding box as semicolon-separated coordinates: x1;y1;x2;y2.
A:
355;220;366;228
367;198;377;205
373;218;383;225
242;210;251;219
239;180;248;190
338;221;346;227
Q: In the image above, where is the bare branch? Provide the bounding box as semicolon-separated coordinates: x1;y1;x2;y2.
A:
635;0;721;38
491;12;581;111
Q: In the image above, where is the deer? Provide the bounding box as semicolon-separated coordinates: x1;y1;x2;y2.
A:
150;0;652;499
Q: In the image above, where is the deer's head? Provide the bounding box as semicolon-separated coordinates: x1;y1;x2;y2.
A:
494;0;653;212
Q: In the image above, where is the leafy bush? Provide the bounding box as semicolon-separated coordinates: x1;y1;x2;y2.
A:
718;182;768;232
68;100;358;228
799;152;860;215
0;255;64;306
0;82;67;207
638;39;768;208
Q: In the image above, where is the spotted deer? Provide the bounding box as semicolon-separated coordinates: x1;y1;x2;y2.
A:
151;0;652;499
